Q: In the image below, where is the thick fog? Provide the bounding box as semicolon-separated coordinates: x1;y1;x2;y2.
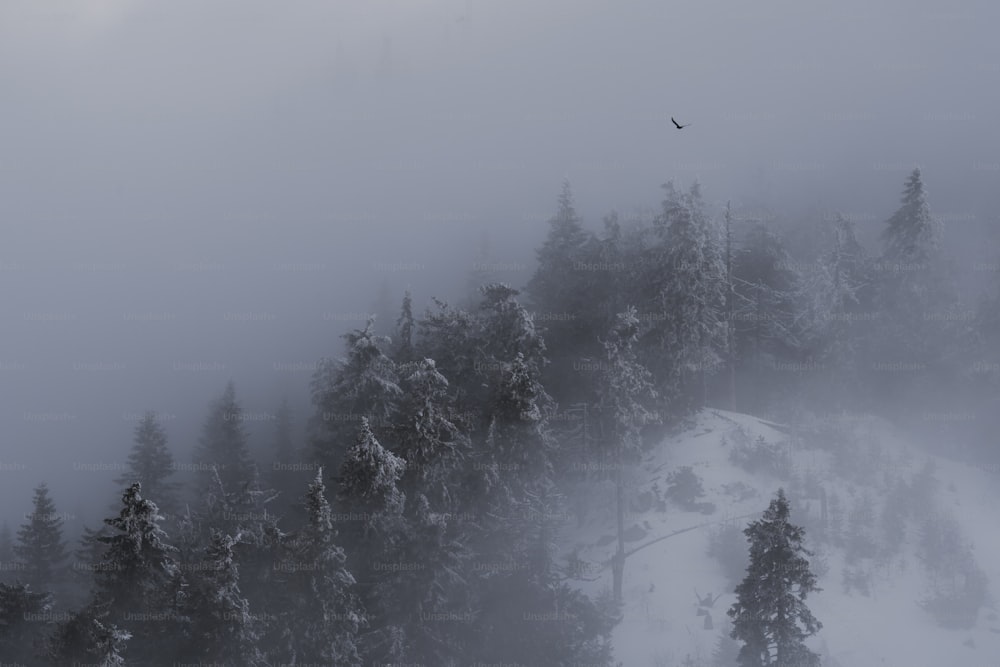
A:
1;1;999;663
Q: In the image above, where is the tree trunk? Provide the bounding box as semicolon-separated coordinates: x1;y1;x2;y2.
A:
614;442;626;603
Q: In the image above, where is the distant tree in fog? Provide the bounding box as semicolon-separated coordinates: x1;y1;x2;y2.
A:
14;483;68;595
526;180;594;402
115;412;179;517
393;290;416;363
194;382;256;493
0;522;14;583
881;168;937;265
871;168;959;396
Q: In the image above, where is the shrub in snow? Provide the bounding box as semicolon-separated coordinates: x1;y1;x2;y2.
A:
728;434;792;479
664;466;705;509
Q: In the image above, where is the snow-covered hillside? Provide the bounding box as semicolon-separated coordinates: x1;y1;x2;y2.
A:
560;409;1000;667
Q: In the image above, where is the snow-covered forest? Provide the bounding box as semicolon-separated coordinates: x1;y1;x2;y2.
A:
2;2;999;666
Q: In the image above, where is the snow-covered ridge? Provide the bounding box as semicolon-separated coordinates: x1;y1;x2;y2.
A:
561;408;1000;667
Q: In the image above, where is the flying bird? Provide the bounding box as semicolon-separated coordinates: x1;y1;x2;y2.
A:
671;116;690;129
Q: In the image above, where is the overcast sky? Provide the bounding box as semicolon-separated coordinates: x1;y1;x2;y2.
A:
1;0;998;525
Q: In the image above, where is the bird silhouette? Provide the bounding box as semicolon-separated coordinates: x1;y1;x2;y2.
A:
671;116;690;129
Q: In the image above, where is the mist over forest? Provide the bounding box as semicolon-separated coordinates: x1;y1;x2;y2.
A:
1;1;999;665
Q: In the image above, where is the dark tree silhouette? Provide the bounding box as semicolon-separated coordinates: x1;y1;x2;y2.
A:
728;489;822;667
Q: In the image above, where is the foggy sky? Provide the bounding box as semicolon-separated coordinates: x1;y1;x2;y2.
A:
1;0;998;526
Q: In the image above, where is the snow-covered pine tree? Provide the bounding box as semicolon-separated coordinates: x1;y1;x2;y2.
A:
0;581;52;663
336;418;407;662
599;306;657;602
414;297;480;402
337;417;406;546
652;181;727;410
183;463;286;642
89;618;131;667
176;529;265;665
49;609;132;667
93;483;181;665
193;381;256;494
115;412;179;518
279;469;363;665
728;489;822;667
473;284;555;496
310;317;402;478
14;482;68;596
394;357;469;512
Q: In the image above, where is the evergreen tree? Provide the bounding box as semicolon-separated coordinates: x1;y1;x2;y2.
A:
0;522;15;584
728;489;822;667
115;412;179;517
394;290;416;363
176;530;264;665
599;306;657;602
49;608;131;667
310;317;402;478
93;483;181;665
336;419;407;662
337;418;406;546
881;168;936;265
193;382;256;493
651;181;727;409
14;483;68;595
871;168;959;407
184;464;286;638
525;180;595;403
89;619;131;667
394;357;469;511
0;581;52;664
281;469;362;664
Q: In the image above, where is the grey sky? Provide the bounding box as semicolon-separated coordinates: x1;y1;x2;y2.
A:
1;0;998;523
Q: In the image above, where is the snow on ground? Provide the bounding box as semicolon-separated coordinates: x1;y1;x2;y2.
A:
560;408;1000;667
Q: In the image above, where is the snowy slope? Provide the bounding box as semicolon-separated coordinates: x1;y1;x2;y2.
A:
560;408;1000;667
